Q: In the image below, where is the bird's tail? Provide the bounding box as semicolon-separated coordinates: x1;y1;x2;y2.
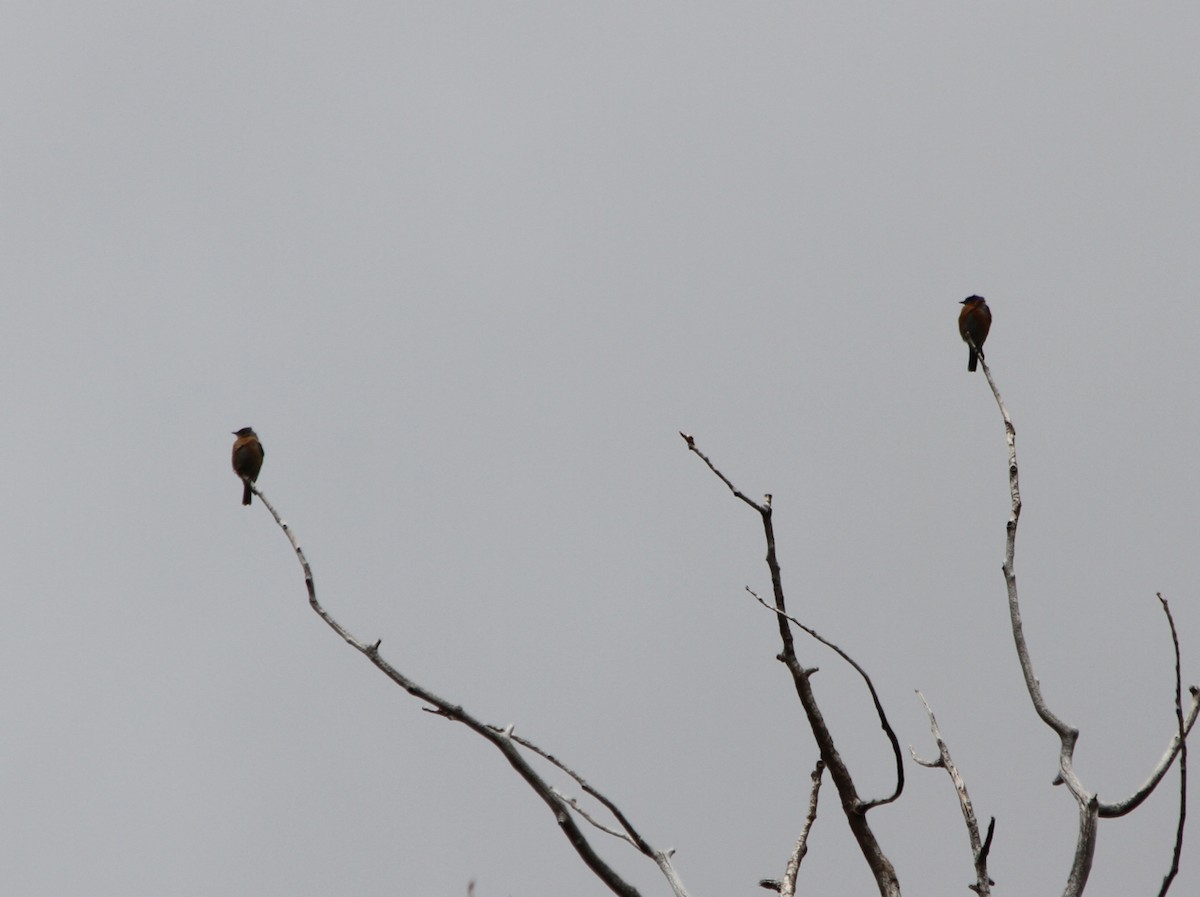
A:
242;480;253;506
968;349;978;372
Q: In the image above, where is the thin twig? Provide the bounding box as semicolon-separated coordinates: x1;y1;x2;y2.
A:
979;818;995;871
1155;593;1187;897
554;792;631;841
679;432;769;514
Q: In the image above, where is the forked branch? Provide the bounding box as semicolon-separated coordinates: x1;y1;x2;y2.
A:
682;432;900;897
747;587;903;809
910;691;993;896
252;487;684;897
975;355;1196;896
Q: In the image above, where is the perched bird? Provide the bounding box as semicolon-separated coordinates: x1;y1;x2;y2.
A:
958;295;992;372
231;427;265;506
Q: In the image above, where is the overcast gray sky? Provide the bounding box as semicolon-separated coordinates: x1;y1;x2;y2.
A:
4;3;1199;895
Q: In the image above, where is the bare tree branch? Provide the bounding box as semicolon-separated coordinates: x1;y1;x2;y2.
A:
492;727;651;851
910;691;993;896
979;819;996;875
682;432;901;897
976;356;1100;897
1063;797;1099;897
780;760;825;897
747;587;903;809
975;356;1195;896
1155;593;1187;897
1096;594;1198;818
554;791;636;840
1098;693;1200;818
253;487;651;897
489;726;691;896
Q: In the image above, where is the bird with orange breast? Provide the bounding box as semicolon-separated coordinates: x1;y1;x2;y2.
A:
231;427;265;506
958;296;991;372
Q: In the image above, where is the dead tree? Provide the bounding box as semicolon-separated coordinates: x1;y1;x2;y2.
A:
238;338;1195;894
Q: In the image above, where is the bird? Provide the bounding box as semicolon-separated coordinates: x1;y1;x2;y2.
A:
231;427;265;506
958;296;992;372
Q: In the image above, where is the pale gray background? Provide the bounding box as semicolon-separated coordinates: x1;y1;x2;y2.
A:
3;3;1198;895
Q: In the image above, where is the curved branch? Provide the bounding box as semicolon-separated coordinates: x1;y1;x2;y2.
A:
748;588;903;809
1098;688;1199;818
977;358;1198;894
253;488;647;897
1154;594;1187;897
978;358;1098;896
980;361;1076;746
